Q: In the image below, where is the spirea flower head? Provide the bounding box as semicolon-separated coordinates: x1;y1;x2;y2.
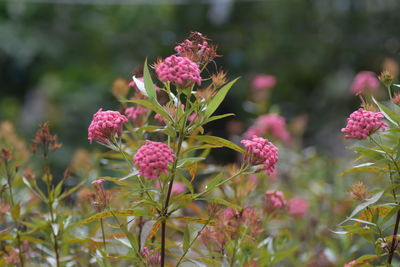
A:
287;197;309;218
88;109;128;145
244;114;291;142
341;108;387;139
155;55;201;87
241;135;278;175
351;71;380;96
350;181;368;201
252;74;276;91
264;190;286;213
134;141;175;180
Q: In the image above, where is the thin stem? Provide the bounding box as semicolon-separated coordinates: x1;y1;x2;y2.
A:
100;218;107;253
388;208;400;264
175;218;211;266
48;201;60;267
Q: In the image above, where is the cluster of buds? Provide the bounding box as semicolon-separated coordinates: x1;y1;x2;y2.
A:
112;78;130;99
124;106;148;126
174;31;220;66
341;108;387;139
88;109;128;145
252;74;276;91
133;141;176;180
379;70;394;88
287;197;309;218
31;122;62;156
241;135;279;175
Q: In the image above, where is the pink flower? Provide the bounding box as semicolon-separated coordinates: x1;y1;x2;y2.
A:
141;247;161;266
341;108;387;139
224;208;235;220
91;179;105;184
344;260;356;267
88;108;128;145
171;182;186;195
125;107;148;125
244;114;291;142
241;136;278;175
287;197;309;218
351;71;380;95
156;55;201;87
252;74;276;91
134;141;176;180
264;190;286;213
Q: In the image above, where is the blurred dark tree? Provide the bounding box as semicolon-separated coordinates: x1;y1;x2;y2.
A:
0;0;399;165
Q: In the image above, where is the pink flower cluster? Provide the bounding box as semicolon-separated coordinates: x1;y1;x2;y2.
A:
134;141;176;180
287;197;309;218
88;109;128;145
125;107;148;125
244;114;291;142
156;55;201;87
351;71;380;95
241;136;278;175
341;108;387;139
141;247;160;266
252;74;276;91
264;190;286;213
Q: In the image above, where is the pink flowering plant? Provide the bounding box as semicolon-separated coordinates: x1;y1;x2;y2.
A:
336;70;400;265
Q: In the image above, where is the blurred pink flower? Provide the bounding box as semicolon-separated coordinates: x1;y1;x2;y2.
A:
288;197;309;218
141;247;160;266
343;260;356;267
171;182;186;195
125;106;148;126
252;74;276;91
241;135;278;175
244;114;291;143
341;108;387;139
264;190;286;213
88;108;128;145
134;141;175;180
351;71;380;95
91;179;105;185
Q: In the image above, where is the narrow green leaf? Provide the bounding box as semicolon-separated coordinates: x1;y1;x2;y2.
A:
372;97;399;126
189;135;244;153
205;78;239;118
183;225;191;252
199;197;241;210
59;181;84;201
340;162;383;175
340;191;384;225
81;209;152;225
204;113;235;124
143;58;157;99
11;204;20;220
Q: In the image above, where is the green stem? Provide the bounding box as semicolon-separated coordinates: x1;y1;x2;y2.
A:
100;218;107;253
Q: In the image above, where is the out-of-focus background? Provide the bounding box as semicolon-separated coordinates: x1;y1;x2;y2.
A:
1;0;399;165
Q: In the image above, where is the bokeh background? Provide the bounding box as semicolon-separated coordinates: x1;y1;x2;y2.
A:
1;0;400;166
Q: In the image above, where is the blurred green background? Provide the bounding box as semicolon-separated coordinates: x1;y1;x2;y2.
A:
1;0;399;162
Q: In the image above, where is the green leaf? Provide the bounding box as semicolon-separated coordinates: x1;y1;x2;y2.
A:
203;172;224;192
11;204;20;220
81;209;152;225
143;58;157;99
340;162;384;175
372;97;399;126
59;181;84;201
350;147;385;160
204;78;239;118
171;216;212;225
340;191;384;225
204;113;235;124
189;135;244;153
199;197;241;210
183;225;191;252
177;157;205;168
